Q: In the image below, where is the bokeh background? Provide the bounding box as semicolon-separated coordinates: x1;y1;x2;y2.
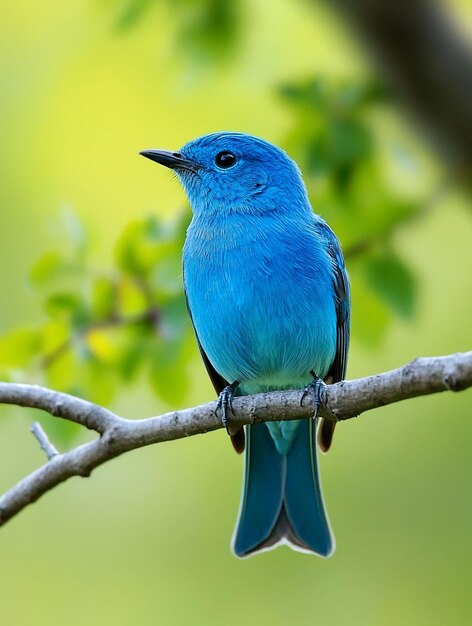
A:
1;1;472;625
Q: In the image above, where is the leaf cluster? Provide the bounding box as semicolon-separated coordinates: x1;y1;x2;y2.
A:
0;210;195;420
281;78;427;343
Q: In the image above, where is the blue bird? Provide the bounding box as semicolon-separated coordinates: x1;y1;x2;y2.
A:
140;132;350;557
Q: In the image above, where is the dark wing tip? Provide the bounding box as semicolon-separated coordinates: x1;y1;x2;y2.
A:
317;418;336;453
230;428;245;454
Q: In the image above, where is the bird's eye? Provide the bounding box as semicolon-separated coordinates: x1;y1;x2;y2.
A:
215;151;237;169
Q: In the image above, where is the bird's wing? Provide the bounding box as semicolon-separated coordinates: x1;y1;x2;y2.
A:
184;286;245;454
315;219;350;452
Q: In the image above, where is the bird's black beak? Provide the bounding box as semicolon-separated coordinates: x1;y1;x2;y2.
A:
139;149;200;172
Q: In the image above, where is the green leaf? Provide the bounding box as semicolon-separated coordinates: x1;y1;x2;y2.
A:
43;343;75;389
328;119;372;168
84;328;119;363
44;341;117;406
117;328;150;382
76;358;118;406
44;292;82;317
117;276;149;317
363;250;417;318
114;0;154;31
0;327;41;368
40;319;70;354
29;252;66;285
90;276;116;320
176;0;240;62
115;217;165;277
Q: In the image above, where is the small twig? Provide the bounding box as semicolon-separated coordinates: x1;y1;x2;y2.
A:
30;422;59;460
0;351;470;527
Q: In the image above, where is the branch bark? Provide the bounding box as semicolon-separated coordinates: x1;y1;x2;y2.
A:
0;351;471;528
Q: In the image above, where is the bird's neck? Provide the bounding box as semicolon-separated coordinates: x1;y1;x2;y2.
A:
185;209;315;258
186;211;262;250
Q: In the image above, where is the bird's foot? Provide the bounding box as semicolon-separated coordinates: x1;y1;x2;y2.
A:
216;383;238;433
300;371;327;420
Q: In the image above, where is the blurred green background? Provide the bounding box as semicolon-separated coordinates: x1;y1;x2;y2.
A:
1;1;472;625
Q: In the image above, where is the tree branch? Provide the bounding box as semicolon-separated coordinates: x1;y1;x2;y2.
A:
0;351;471;527
327;0;472;176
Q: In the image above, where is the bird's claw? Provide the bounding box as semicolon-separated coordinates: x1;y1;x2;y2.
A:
216;384;236;432
300;372;327;420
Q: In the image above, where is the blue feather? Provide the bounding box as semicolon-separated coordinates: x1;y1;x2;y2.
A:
284;419;334;556
232;423;284;556
233;419;334;558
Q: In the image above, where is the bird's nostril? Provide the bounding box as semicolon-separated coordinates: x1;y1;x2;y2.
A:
172;152;182;158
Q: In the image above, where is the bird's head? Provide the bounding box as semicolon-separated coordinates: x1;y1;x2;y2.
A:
140;132;310;217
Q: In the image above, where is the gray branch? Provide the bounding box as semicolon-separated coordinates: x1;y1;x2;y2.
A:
31;422;59;460
0;351;471;527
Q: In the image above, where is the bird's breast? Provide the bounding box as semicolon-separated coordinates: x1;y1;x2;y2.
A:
183;216;337;387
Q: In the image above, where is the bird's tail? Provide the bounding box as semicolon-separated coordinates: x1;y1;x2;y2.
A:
232;419;334;558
